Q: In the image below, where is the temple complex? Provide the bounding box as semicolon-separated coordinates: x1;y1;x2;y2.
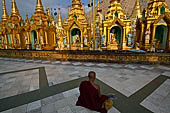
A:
0;0;170;51
136;0;170;51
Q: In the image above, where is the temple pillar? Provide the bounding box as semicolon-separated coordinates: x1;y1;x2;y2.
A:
140;24;144;42
122;27;126;50
16;34;21;48
168;24;170;50
67;30;70;49
37;31;40;44
4;34;8;49
104;26;107;46
45;31;48;44
151;24;156;43
108;28;110;46
27;32;30;44
81;29;83;50
11;34;14;45
53;32;56;45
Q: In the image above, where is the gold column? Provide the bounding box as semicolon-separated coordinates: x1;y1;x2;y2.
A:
168;24;170;50
108;28;110;45
140;24;144;42
53;32;56;45
4;34;8;49
122;27;126;50
104;26;107;46
26;32;30;44
11;34;14;45
37;31;40;44
81;29;84;49
17;34;21;45
45;31;48;44
4;34;8;45
93;0;95;50
67;30;70;49
151;24;156;43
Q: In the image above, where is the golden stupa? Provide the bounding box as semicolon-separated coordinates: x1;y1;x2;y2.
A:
136;0;170;51
0;0;170;51
102;0;132;50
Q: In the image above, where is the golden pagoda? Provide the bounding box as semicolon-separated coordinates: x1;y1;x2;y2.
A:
131;0;142;19
27;0;56;50
7;0;23;49
0;0;9;49
56;8;65;50
63;0;90;50
103;0;132;50
130;0;142;48
136;0;170;51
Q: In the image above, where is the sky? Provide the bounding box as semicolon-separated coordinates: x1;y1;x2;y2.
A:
0;0;98;21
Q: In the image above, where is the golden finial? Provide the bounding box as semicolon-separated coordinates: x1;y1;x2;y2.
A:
97;0;100;10
57;8;63;27
25;13;29;23
11;0;19;15
64;17;66;23
1;0;9;21
46;8;50;16
68;3;71;15
51;8;54;19
35;0;44;13
83;0;85;12
72;0;81;9
131;0;142;18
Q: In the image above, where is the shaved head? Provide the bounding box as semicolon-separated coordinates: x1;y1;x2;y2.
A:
88;71;96;81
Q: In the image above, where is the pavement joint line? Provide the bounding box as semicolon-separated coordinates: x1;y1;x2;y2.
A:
0;67;44;75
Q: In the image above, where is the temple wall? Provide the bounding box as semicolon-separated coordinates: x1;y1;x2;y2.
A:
0;50;169;65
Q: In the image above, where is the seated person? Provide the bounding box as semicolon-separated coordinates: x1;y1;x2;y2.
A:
76;71;114;113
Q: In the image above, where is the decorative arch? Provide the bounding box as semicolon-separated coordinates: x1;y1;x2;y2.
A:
68;20;83;30
108;18;125;28
153;13;170;24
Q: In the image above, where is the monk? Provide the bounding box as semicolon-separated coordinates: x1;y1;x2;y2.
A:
76;71;110;113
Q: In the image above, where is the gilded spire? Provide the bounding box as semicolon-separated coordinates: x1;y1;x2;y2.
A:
97;0;100;10
57;8;63;27
50;8;54;20
35;0;44;13
11;0;20;16
1;0;9;21
83;0;85;12
68;4;71;15
131;0;142;18
64;17;66;23
72;0;81;9
25;13;29;24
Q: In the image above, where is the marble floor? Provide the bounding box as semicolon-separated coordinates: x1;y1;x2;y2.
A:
0;57;170;113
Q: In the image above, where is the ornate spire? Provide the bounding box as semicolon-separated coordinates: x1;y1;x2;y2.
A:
46;8;50;16
64;17;66;23
1;0;9;21
97;0;100;10
83;0;85;12
50;8;54;20
25;13;30;24
11;0;20;16
35;0;44;13
72;0;81;9
57;8;63;27
131;0;142;18
68;4;71;15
